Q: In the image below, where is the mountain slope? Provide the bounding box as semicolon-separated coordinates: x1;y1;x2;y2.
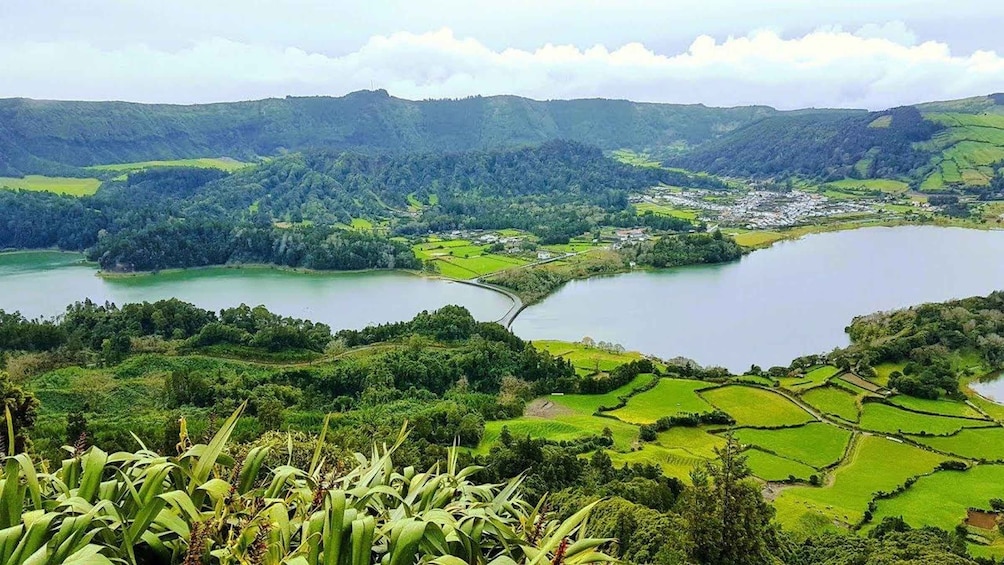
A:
0;90;778;175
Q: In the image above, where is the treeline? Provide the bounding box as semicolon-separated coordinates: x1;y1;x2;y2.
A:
626;230;745;268
672;107;943;181
845;291;1004;398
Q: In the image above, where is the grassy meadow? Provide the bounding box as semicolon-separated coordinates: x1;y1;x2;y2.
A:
0;175;102;196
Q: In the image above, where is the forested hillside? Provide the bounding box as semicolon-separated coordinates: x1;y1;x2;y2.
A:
0;90;777;176
0;141;691;271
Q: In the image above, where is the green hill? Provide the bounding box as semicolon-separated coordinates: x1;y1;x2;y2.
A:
0;90;777;176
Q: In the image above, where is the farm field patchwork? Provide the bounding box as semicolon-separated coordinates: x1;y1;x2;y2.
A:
869;465;1004;556
778;365;840;392
912;427;1004;460
858;402;992;435
824;178;909;193
479;412;638;453
734;423;852;469
533;340;648;374
887;394;983;418
413;239;529;279
701;385;815;427
655;426;727;459
773;435;949;531
801;386;860;422
609;378;717;424
0;175;102;196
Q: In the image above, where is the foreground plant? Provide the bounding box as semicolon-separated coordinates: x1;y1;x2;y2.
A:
0;406;613;565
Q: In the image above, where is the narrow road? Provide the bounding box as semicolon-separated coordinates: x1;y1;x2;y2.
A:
453;278;524;327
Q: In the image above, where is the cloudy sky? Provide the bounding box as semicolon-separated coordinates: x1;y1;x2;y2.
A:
1;0;1002;109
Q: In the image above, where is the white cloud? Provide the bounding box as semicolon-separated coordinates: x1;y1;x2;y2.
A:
1;24;1002;109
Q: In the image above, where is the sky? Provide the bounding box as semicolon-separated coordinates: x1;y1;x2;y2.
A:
1;0;1002;110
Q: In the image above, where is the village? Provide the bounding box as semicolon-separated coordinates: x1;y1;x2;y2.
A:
635;186;875;229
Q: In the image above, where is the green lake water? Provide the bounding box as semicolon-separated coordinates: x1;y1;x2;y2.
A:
0;253;514;330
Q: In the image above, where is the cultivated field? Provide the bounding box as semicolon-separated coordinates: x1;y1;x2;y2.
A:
609;378;717;424
701;385;815;427
0;175;102;196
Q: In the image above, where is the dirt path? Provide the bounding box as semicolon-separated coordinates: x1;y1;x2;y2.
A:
524;397;575;418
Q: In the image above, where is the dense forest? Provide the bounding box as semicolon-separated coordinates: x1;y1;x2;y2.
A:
0;296;994;564
671;107;944;182
0;91;779;176
844;291;1004;399
0;141;700;271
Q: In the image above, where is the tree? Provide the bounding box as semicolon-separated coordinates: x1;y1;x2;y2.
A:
682;433;779;565
0;371;39;454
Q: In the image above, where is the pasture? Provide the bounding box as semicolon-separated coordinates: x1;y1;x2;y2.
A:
549;373;656;414
887;394;983;418
413;239;529;279
609;378;717;424
914;427;1004;460
801;386;860;422
88;157;249;172
869;465;1004;548
778;365;839;392
858;402;991;435
825;178;909;193
0;175;102;196
734;423;851;469
701;385;815;427
533;340;648;374
773;436;948;530
745;449;816;482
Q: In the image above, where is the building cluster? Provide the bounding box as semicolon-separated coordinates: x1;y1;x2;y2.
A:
638;188;874;229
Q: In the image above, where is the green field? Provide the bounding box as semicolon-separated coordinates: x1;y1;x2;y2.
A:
656;426;727;459
701;386;815;427
0;175;102;196
871;362;906;386
533;340;648;374
887;394;983;418
802;386;860;422
778;365;840;392
773;436;948;531
870;465;1004;542
913;427;1004;460
825;178;909;193
745;449;817;481
88;157;249;172
413;239;529;279
635;201;699;220
609;378;717;424
858;402;991;435
480;412;639;453
549;373;656;414
734;423;851;469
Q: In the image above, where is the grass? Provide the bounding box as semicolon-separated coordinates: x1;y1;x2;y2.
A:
549;373;656;414
609;378;717;424
858;402;991;435
778;365;840;392
773;435;949;530
825;178;909;193
802;386;861;422
734;423;852;469
349;218;374;230
745;449;817;481
913;427;1004;460
887;395;984;418
479;413;638;453
869;465;1004;536
0;175;102;196
871;362;905;387
88;157;248;172
701;386;815;428
635;202;699;221
532;340;647;374
607;444;702;482
655;426;727;459
413;239;529;280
